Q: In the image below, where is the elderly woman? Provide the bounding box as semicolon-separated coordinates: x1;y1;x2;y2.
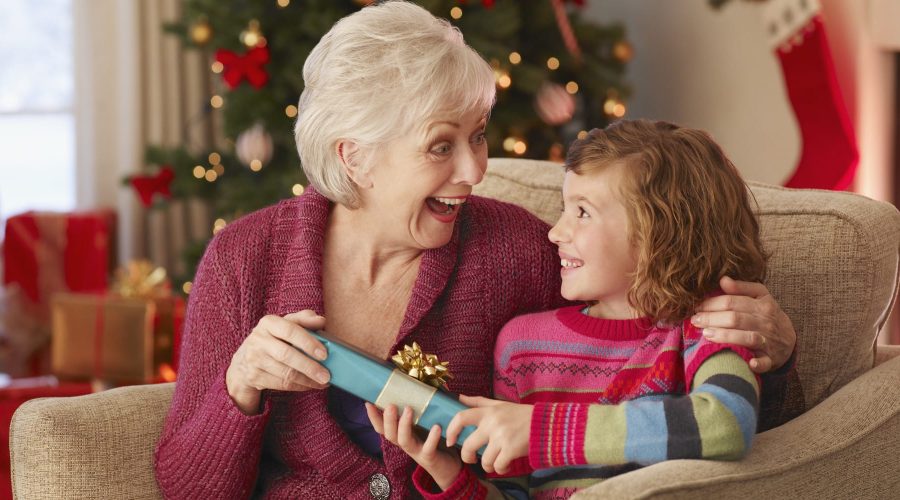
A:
154;2;798;499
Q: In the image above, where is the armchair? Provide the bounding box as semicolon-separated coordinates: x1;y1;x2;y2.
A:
11;159;900;499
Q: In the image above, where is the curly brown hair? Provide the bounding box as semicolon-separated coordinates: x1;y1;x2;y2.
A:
565;119;768;324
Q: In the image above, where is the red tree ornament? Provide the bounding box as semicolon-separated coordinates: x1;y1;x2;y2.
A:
130;166;175;207
214;46;271;90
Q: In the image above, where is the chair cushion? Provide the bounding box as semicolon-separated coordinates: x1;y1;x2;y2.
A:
476;158;900;410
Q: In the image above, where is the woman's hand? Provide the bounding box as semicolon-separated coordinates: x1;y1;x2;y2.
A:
365;403;462;490
225;310;330;415
692;276;797;374
445;395;531;475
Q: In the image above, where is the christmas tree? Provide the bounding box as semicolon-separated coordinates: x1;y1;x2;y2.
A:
134;0;630;287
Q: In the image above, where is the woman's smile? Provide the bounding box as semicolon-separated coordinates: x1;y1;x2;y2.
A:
425;195;467;223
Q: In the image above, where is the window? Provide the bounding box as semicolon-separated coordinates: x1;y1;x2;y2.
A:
0;0;75;232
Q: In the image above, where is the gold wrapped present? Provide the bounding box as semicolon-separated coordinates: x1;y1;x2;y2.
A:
50;293;182;383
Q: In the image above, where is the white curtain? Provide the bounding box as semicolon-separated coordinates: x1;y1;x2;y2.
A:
73;0;213;280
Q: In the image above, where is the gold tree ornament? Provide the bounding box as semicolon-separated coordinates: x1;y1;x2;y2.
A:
189;18;213;46
240;19;266;48
613;40;634;63
391;342;453;388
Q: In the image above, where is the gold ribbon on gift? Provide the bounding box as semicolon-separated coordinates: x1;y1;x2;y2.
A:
111;260;170;299
375;342;453;424
390;342;453;389
374;370;438;425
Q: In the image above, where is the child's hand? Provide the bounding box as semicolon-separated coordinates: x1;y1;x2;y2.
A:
365;402;462;490
446;395;532;474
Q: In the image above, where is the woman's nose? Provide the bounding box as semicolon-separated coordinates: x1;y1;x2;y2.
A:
453;147;485;185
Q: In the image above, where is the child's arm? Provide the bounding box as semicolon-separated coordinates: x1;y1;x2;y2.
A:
367;402;530;500
529;349;759;469
444;349;758;471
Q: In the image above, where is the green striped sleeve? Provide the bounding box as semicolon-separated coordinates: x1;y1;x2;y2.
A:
529;351;759;469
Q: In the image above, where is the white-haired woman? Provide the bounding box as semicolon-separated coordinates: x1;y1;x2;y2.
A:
154;2;798;498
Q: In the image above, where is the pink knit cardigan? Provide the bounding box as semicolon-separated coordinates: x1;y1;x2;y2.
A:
153;187;563;499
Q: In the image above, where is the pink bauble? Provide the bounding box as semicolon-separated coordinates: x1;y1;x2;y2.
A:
235;123;274;168
535;83;575;125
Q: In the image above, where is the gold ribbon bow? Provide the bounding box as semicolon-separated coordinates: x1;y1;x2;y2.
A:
112;260;170;298
391;342;453;389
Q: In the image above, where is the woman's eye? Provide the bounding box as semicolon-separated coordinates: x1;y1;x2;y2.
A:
431;143;452;155
576;207;589;219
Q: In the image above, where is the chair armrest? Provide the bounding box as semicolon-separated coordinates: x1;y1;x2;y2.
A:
875;344;900;366
572;356;900;499
10;382;174;500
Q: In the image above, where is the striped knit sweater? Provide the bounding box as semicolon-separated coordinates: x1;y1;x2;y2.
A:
414;305;760;499
153;187;565;499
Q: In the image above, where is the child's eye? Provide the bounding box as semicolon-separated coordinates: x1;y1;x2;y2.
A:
576;207;589;218
472;131;487;145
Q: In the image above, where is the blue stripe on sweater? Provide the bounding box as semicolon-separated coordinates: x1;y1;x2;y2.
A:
498;340;635;369
623;399;668;465
682;340;702;359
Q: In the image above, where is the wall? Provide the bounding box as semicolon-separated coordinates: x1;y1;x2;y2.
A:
582;0;895;199
582;0;800;185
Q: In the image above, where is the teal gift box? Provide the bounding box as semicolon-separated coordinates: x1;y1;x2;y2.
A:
310;331;480;452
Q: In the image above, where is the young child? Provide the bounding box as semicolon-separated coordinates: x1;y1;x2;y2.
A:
367;119;765;499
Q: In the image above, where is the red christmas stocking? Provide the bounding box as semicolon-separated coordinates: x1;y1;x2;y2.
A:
764;0;858;190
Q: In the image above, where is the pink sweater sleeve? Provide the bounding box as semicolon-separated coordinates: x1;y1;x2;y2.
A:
153;236;271;499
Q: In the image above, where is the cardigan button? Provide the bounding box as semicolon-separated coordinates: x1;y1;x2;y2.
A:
368;472;390;500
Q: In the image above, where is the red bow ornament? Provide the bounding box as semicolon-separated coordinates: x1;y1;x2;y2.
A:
215;46;270;90
130;166;174;207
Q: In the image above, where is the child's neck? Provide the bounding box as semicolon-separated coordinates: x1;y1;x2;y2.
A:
585;301;641;320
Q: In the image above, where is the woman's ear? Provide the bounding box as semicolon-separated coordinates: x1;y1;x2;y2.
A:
336;140;373;189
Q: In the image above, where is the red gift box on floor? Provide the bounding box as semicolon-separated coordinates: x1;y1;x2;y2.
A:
0;375;94;500
2;210;116;308
1;211;115;378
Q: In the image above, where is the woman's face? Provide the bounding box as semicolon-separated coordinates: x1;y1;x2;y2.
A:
359;108;488;250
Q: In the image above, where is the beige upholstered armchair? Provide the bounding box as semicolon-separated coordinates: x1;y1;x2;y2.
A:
11;159;900;499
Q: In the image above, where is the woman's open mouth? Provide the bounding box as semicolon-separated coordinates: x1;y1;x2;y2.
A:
425;196;466;223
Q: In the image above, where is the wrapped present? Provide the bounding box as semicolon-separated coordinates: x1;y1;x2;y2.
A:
50;291;183;384
312;332;482;453
1;210;114;377
2;210;116;308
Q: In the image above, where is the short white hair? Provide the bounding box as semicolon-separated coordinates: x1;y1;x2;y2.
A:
294;0;496;207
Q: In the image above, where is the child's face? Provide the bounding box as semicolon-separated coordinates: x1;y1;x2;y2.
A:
548;162;637;318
